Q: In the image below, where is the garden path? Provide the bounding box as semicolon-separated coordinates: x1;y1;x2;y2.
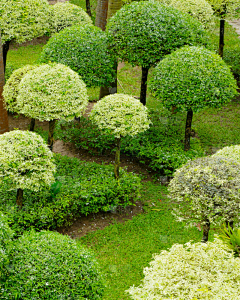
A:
228;19;240;36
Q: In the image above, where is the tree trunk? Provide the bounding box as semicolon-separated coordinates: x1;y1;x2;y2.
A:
48;119;56;151
184;109;193;151
16;188;23;209
0;35;9;134
29;118;35;131
2;41;10;73
140;66;149;106
218;19;225;58
201;218;210;243
114;137;121;180
86;0;92;17
95;0;108;30
107;0;122;20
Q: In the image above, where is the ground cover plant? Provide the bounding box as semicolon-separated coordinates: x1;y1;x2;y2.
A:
0;154;141;234
1;230;105;299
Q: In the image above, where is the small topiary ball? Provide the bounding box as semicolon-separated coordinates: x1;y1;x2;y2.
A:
127;238;240;299
213;145;240;164
49;2;93;34
0;130;55;191
39;25;116;87
90;94;151;138
151;46;238;112
0;0;51;45
169;155;240;226
2;231;105;299
3;65;38;113
17;63;88;121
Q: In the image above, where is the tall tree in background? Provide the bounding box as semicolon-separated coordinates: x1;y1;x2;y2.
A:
0;33;9;134
95;0;122;99
206;0;240;57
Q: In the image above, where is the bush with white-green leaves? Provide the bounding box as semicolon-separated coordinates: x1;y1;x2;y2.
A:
3;65;38;113
39;25;116;87
169;155;240;241
213;145;240;163
90;94;151;138
17;63;88;121
0;0;50;45
2;231;105;299
49;2;92;34
127;238;240;299
0;130;55;192
157;0;215;30
206;0;240;18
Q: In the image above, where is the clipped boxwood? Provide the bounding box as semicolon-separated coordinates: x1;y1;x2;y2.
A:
0;154;141;234
2;231;104;299
39;25;116;87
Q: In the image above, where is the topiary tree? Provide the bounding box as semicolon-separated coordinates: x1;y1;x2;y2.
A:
16;63;89;150
127;238;240;299
2;230;104;299
206;0;240;57
0;130;55;209
213;145;240;163
157;0;215;30
3;65;38;131
150;46;237;151
0;0;51;71
39;25;116;88
169;156;240;242
48;2;93;35
90;94;150;179
106;1;209;105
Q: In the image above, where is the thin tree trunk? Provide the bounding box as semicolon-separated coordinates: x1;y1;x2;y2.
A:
140;66;149;106
201;218;210;243
48;119;56;151
29;118;35;131
16;188;23;209
2;41;10;73
86;0;92;17
114;137;121;180
218;19;225;58
184;109;193;151
95;0;108;30
0;35;9;134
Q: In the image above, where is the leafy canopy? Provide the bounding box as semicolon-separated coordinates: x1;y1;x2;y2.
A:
151;46;237;112
0;0;50;44
17;63;88;121
106;1;209;68
90;94;151;138
39;25;116;87
206;0;240;18
0;130;55;192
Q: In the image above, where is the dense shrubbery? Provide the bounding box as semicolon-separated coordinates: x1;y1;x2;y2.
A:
2;231;104;299
55;108;204;175
127;238;240;299
0;154;141;234
224;46;240;82
213;144;240;162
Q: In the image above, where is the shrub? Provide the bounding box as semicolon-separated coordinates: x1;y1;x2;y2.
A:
224;45;240;82
3;65;38;113
127;238;240;299
2;230;104;299
213;144;240;163
90;94;150;179
219;224;240;257
106;1;209;104
49;2;92;34
151;46;238;150
0;154;141;234
169;156;240;241
39;25;116;87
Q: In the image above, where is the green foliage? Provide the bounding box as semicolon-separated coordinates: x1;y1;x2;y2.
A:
49;2;92;34
213;144;240;163
2;230;104;299
0;154;141;234
56;108;204;175
106;1;209;68
169;156;240;227
219;224;240;257
206;0;240;18
224;45;240;82
0;0;50;44
151;46;238;112
39;25;116;87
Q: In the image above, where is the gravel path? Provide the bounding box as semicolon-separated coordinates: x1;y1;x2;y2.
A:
228;19;240;37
